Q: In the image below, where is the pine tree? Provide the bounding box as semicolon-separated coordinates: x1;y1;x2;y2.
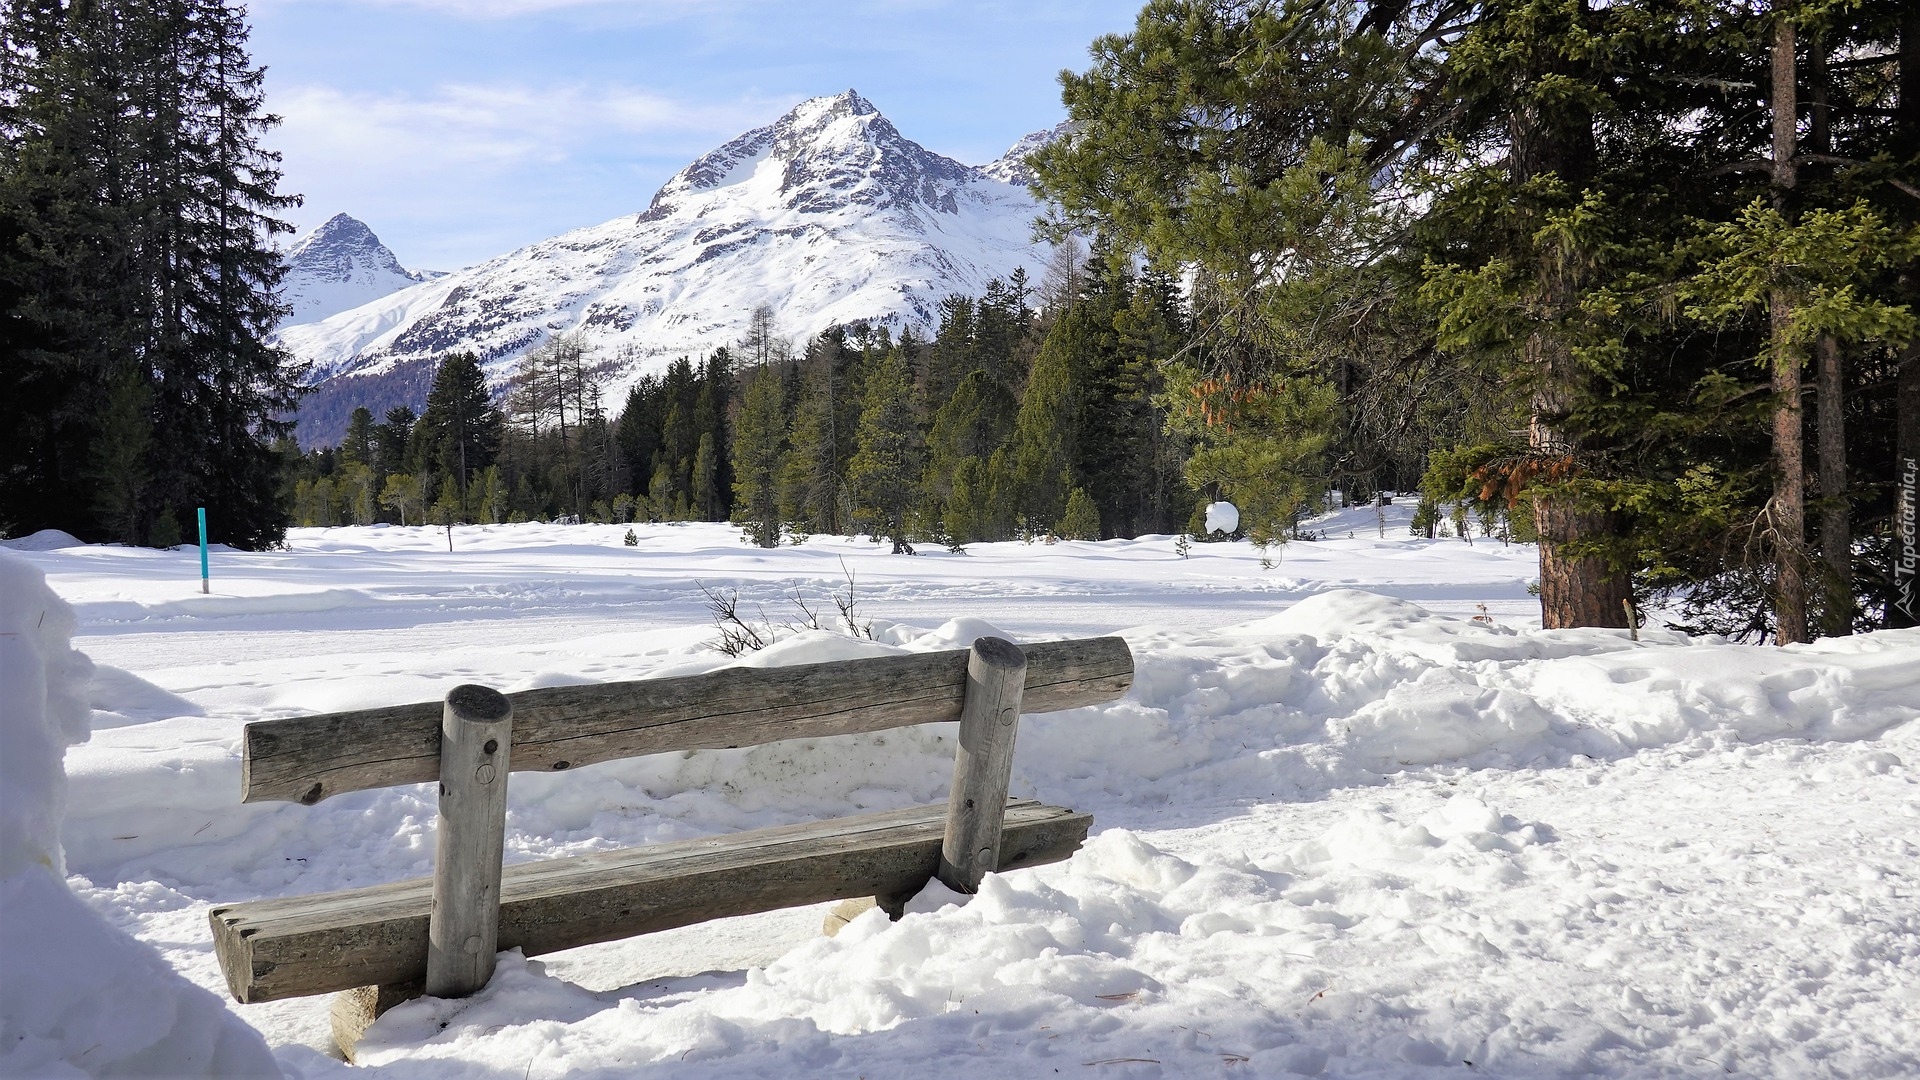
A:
415;351;503;521
341;407;376;469
923;370;1014;542
731;364;786;547
1005;303;1087;533
1058;487;1101;541
780;382;841;535
847;348;923;553
375;407;415;480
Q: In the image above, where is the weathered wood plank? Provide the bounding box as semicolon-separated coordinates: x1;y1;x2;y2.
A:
939;638;1026;893
209;800;1090;1004
425;685;513;998
243;636;1132;804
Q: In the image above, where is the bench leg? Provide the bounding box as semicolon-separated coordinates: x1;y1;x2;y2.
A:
939;637;1028;893
427;684;514;999
820;890;912;936
330;979;424;1062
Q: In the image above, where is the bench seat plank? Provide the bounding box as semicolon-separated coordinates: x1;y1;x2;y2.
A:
210;800;1090;1004
242;636;1133;805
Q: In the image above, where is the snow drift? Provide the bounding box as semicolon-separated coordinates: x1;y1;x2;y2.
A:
0;553;278;1079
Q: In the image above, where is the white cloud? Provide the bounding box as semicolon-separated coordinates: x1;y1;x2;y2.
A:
261;0;760;18
275;82;772;174
272;81;785;267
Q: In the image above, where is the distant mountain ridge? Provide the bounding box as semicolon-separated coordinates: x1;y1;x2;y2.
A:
978;121;1073;187
279;92;1064;445
278;214;436;327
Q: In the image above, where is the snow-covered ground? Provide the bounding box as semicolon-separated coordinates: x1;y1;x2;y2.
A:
3;506;1917;1079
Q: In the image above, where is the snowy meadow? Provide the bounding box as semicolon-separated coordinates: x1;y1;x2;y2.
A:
3;507;1918;1079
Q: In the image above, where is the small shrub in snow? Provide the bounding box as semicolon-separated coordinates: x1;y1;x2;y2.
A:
700;561;874;656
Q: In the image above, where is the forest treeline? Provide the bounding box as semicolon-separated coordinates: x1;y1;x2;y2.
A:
1;0;298;549
283;265;1213;552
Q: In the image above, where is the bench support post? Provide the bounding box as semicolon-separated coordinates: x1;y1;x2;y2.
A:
426;684;514;998
330;979;423;1063
939;637;1027;893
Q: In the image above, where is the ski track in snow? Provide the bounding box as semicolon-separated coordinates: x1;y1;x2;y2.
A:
6;504;1917;1079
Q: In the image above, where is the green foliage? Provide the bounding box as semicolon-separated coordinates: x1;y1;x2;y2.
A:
1;0;300;548
1681;200;1919;354
148;510;183;551
1166;367;1337;546
380;473;424;527
847;349;923;551
1057;488;1101;541
731;364;786;548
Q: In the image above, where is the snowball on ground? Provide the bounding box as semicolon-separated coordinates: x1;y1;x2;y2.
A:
0;552;279;1079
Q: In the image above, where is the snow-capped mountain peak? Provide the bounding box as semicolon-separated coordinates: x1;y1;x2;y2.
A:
649;89;974;217
280;92;1053;445
979;121;1075;187
279;214;434;328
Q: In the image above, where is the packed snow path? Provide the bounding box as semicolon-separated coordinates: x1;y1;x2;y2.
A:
4;515;1916;1079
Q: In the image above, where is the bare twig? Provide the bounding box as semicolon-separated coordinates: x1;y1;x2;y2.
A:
698;581;770;656
834;558;875;639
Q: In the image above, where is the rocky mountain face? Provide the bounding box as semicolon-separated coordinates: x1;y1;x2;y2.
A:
281;92;1062;445
278;214;434;328
977;121;1073;187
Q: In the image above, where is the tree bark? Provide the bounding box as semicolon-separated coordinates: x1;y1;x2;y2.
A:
1890;2;1920;629
1893;342;1920;629
1769;15;1809;644
1512;0;1630;629
1805;36;1850;636
1815;334;1850;634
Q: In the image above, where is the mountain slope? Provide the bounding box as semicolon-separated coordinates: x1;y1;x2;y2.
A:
280;93;1054;408
278;214;434;328
978;121;1073;187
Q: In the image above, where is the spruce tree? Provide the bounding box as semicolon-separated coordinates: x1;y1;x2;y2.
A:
1058;487;1101;541
415;352;503;520
847;348;923;553
780;382;842;536
731;364;786;547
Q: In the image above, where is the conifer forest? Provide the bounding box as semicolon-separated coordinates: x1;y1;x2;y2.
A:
4;0;1918;643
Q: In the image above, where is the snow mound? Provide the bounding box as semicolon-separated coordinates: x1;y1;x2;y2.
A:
0;552;278;1078
1;529;86;551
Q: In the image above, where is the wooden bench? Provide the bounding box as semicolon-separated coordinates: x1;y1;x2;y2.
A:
206;635;1133;1058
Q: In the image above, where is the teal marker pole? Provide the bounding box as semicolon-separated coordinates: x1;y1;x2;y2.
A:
197;507;209;594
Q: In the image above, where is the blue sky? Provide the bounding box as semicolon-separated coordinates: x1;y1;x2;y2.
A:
251;0;1139;271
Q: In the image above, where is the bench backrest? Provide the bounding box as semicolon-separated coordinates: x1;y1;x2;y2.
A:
241;635;1134;804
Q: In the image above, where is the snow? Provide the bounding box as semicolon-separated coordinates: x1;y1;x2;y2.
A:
0;553;278;1079
1;529;87;551
278;214;431;328
1204;501;1238;535
2;509;1917;1078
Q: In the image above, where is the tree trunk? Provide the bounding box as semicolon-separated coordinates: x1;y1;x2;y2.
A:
1893;342;1920;628
1890;3;1920;629
1769;15;1809;644
1815;334;1849;634
1512;0;1629;629
1804;37;1850;636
